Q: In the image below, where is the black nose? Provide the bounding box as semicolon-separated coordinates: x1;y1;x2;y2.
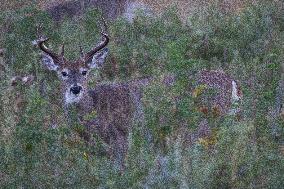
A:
70;86;82;95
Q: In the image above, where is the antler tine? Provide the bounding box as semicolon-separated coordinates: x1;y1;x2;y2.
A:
79;45;84;58
36;23;44;39
61;44;65;57
101;16;108;33
84;18;109;62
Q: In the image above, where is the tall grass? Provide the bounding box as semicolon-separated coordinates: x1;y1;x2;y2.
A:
0;1;283;188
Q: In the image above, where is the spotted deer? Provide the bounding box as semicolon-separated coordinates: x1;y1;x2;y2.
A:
35;30;146;169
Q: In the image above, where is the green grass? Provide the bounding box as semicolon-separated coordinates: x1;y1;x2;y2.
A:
0;1;284;188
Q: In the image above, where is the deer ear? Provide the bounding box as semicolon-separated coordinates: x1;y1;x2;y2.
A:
89;48;109;69
41;53;59;71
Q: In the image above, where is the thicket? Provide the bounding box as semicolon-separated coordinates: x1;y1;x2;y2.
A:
0;1;283;188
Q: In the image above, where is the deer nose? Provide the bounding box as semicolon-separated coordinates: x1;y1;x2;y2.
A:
70;86;82;95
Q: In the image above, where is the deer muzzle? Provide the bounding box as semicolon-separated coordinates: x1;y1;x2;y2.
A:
70;85;82;95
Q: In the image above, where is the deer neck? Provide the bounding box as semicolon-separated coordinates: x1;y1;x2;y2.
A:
62;88;95;119
76;90;95;116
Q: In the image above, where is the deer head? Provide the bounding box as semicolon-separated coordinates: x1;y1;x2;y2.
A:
35;32;109;104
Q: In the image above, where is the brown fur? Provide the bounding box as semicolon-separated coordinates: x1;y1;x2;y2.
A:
70;82;143;168
196;70;242;115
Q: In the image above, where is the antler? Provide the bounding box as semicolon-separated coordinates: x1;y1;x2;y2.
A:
60;44;65;56
37;38;63;62
35;24;61;60
84;17;109;62
79;45;84;59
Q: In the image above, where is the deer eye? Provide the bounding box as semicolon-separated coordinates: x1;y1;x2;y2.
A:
82;71;87;76
61;72;68;77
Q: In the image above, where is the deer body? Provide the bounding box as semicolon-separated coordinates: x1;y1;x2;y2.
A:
195;70;242;115
74;83;137;166
35;31;139;168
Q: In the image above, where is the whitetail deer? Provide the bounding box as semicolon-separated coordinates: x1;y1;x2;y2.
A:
35;30;145;169
159;70;243;151
193;70;243;117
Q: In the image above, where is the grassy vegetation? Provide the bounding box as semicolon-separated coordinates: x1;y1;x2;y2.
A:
0;1;284;188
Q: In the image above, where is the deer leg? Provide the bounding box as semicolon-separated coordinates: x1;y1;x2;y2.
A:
78;129;96;147
108;123;128;171
131;88;153;146
63;105;96;147
116;131;128;172
78;117;113;156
